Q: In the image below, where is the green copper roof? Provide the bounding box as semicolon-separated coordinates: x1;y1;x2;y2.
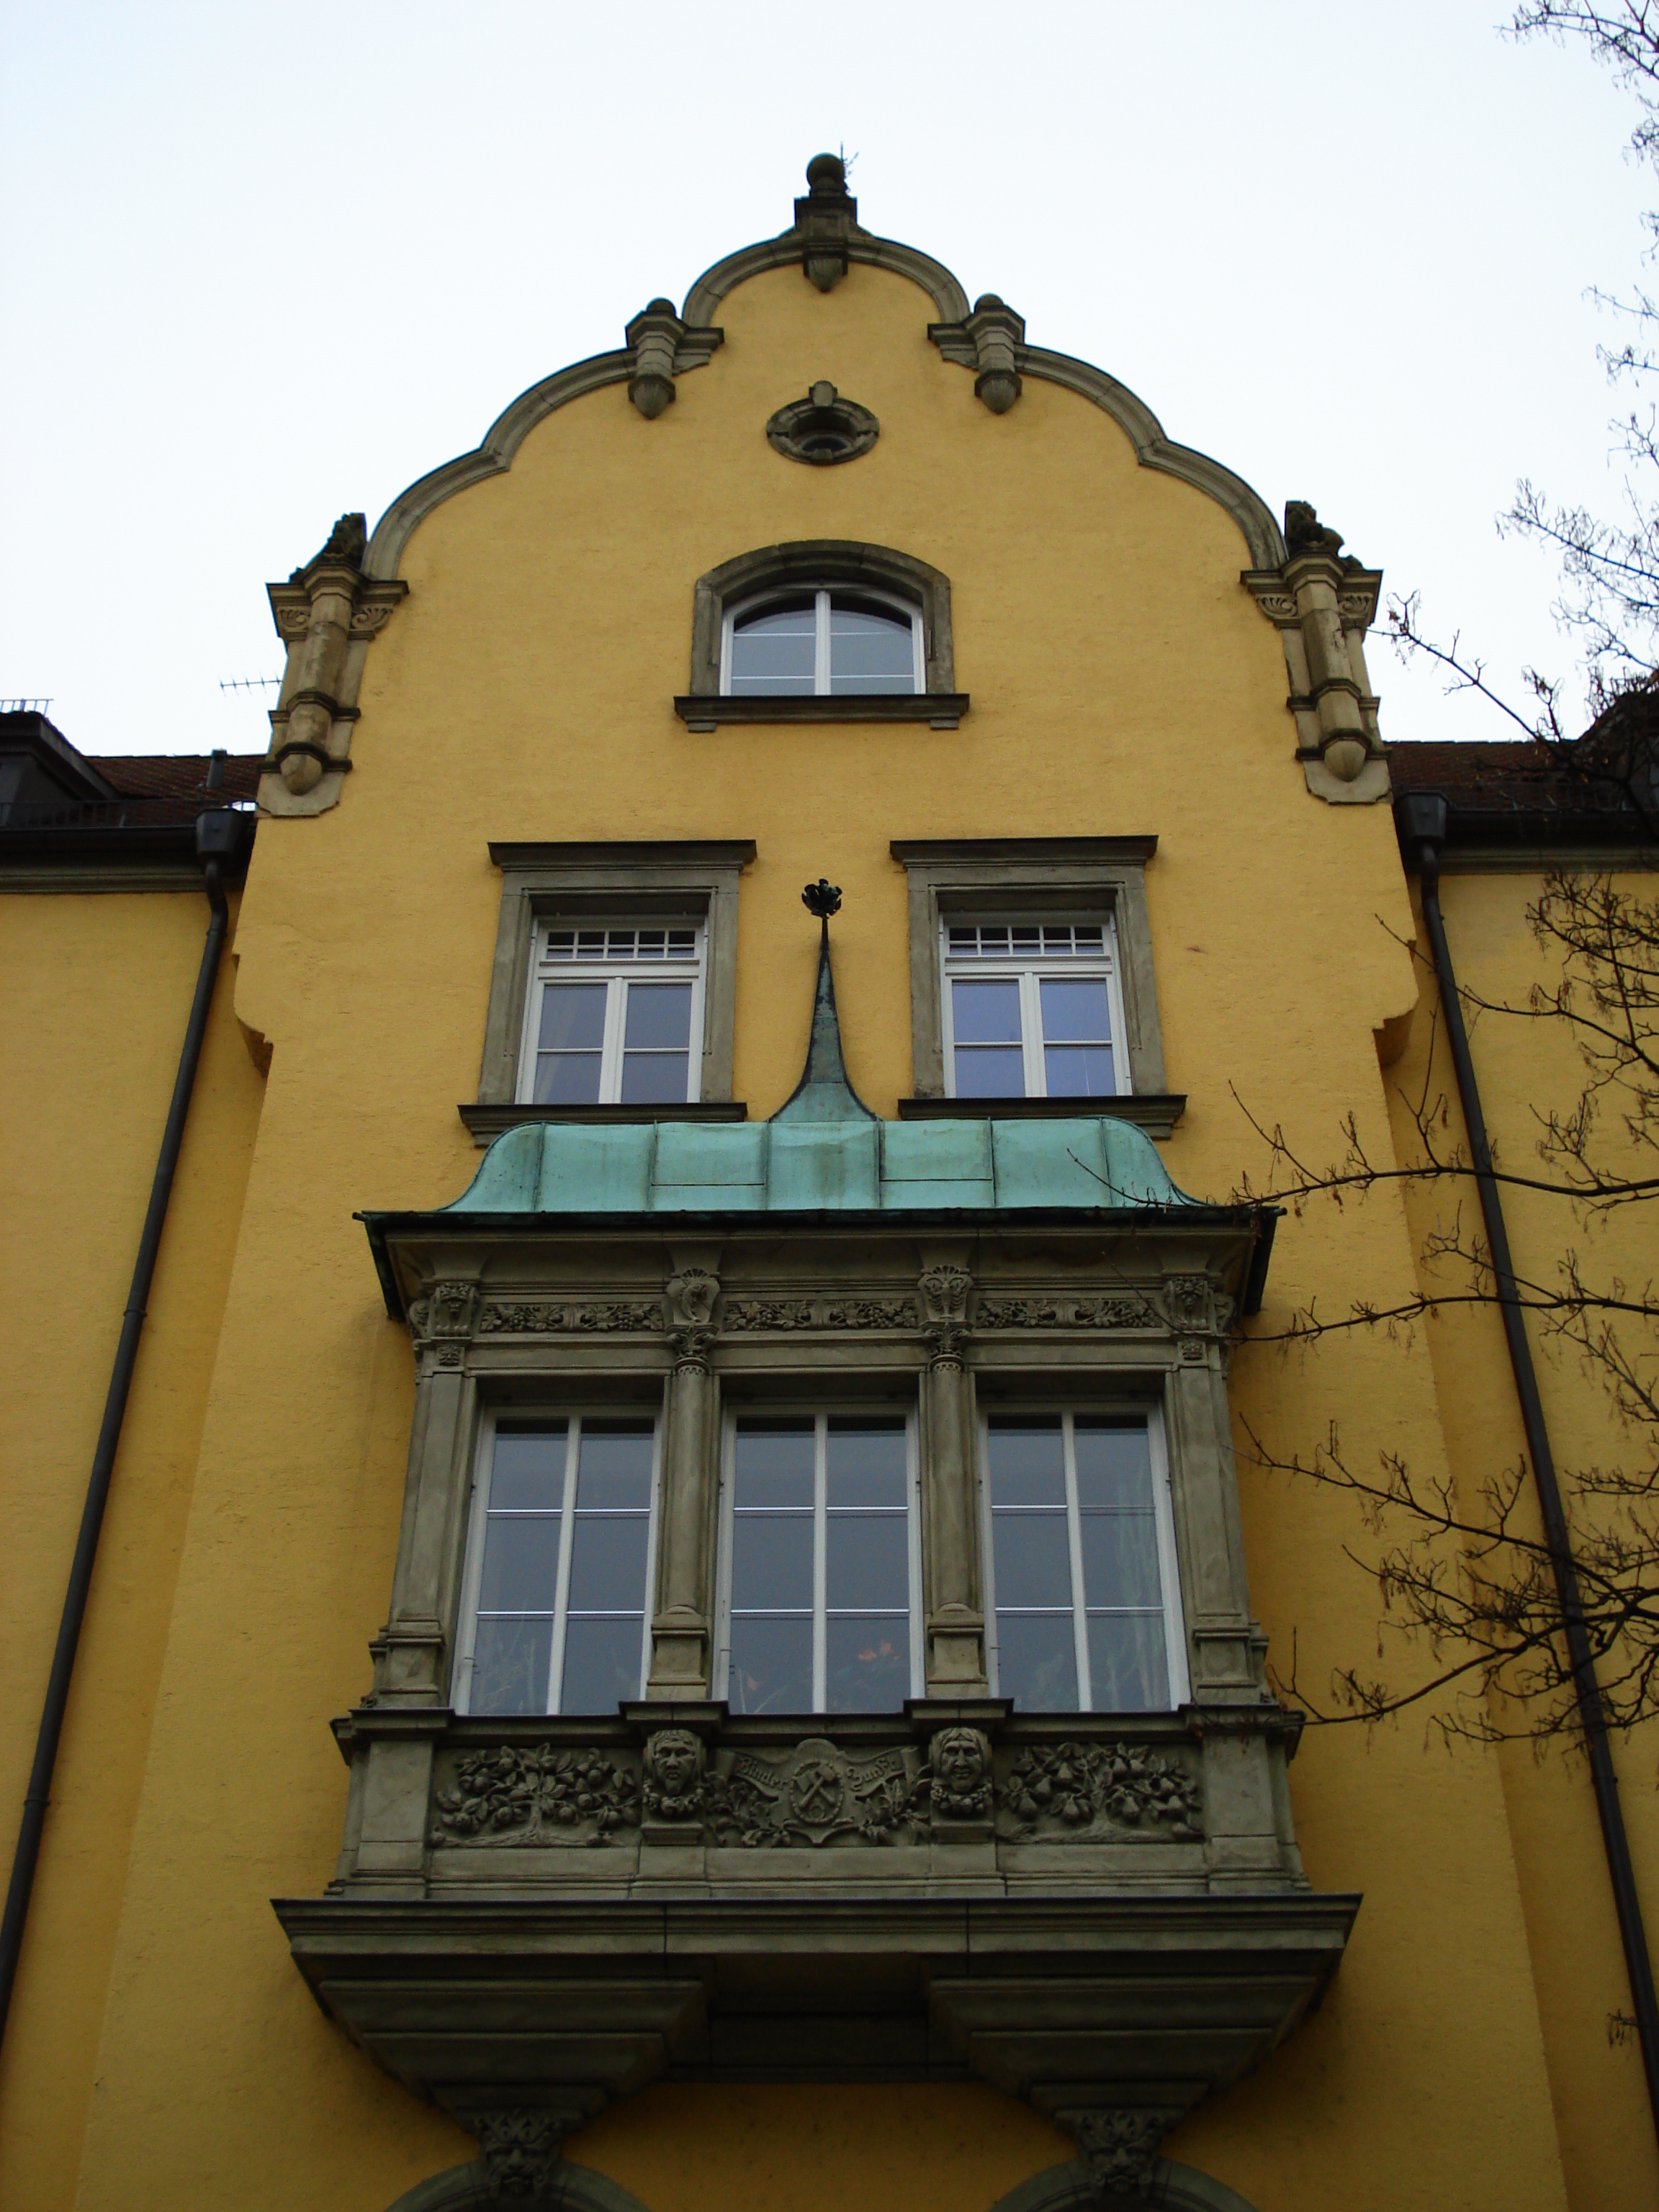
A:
444;1111;1192;1215
443;914;1192;1218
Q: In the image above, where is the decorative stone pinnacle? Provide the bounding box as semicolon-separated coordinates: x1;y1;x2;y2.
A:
773;881;873;1124
794;153;857;289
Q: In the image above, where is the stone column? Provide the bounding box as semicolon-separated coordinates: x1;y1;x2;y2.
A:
918;1262;989;1693
647;1267;721;1697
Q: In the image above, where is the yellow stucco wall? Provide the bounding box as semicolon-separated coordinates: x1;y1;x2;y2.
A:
3;246;1639;2211
0;885;264;2211
1385;867;1659;2212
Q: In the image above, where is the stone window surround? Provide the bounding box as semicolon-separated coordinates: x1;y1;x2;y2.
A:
470;841;755;1138
891;837;1172;1108
677;541;968;732
361;1223;1266;1732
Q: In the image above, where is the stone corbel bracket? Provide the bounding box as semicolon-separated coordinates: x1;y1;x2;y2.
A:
930;295;1027;414
260;512;409;817
624;299;724;419
1242;501;1390;806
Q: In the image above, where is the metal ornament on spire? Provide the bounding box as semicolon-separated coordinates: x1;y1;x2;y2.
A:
774;878;873;1122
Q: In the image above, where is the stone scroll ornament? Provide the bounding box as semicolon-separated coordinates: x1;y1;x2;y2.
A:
431;1745;640;1847
408;1280;479;1366
999;1742;1201;1840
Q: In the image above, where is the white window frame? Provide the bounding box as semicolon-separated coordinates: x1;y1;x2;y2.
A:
714;1406;923;1712
940;915;1132;1100
978;1404;1188;1712
516;918;706;1107
453;1406;662;1716
719;587;925;698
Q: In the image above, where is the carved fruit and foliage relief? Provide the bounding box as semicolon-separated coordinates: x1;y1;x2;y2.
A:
999;1741;1201;1841
432;1745;640;1847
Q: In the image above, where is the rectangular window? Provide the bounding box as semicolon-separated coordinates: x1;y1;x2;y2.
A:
454;1413;660;1715
981;1411;1186;1712
941;921;1129;1101
517;921;704;1107
718;1411;921;1715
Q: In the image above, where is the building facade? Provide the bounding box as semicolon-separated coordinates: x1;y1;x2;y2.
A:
1;158;1655;2212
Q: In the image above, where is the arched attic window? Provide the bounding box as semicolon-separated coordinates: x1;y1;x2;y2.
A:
675;541;968;731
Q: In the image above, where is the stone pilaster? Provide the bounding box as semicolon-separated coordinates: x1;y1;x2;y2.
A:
647;1266;721;1696
917;1259;988;1692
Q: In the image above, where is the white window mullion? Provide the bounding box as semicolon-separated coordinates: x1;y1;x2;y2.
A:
1062;1413;1092;1709
911;611;925;692
546;1420;581;1715
599;978;627;1100
1021;971;1046;1098
814;589;831;695
812;1413;828;1711
907;1415;925;1696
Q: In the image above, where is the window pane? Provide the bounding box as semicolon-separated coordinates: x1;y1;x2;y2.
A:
477;1514;559;1614
827;603;916;694
490;1426;566;1511
955;1046;1025;1097
624;982;692;1050
567;1514;649;1614
987;1420;1066;1506
559;1615;643;1714
729;1616;812;1714
827;1512;909;1611
1043;1043;1115;1097
989;1509;1073;1609
470;1617;554;1716
729;604;817;695
1079;1513;1164;1611
620;1051;691;1103
1086;1612;1170;1710
825;1419;907;1506
534;1051;603;1105
732;1511;813;1611
995;1614;1079;1713
826;1617;909;1711
1039;976;1112;1043
538;981;608;1050
733;1421;814;1509
575;1423;654;1509
953;978;1022;1044
1074;1421;1153;1510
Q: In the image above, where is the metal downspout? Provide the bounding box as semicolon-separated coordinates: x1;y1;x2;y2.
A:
0;806;243;2054
1396;790;1659;2138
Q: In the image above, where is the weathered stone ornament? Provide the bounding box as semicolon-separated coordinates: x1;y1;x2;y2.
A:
766;381;879;464
1241;498;1388;804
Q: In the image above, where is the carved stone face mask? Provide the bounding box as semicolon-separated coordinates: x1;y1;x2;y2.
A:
649;1731;701;1793
936;1730;987;1789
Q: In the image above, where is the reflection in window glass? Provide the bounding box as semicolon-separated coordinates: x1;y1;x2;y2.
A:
460;1418;656;1716
942;922;1125;1100
726;1413;914;1714
725;590;920;698
984;1413;1177;1712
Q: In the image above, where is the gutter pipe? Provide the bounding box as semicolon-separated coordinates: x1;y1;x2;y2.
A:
1395;789;1659;2137
0;804;246;2054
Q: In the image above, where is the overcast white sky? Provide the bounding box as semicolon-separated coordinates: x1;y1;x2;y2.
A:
1;2;1650;757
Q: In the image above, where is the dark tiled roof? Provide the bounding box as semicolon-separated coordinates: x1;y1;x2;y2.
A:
98;753;264;806
1390;725;1657;852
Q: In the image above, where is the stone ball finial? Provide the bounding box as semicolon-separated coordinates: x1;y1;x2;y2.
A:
806;152;846;194
974;293;1005;313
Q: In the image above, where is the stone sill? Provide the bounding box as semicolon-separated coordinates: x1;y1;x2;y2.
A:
899;1094;1187;1138
675;693;969;731
460;1101;750;1146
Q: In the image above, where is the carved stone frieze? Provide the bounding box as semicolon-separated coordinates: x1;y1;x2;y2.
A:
705;1737;926;1848
1058;2107;1182;2199
431;1745;641;1848
998;1741;1202;1842
462;2108;565;2200
975;1293;1156;1331
477;1298;660;1335
721;1293;915;1331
